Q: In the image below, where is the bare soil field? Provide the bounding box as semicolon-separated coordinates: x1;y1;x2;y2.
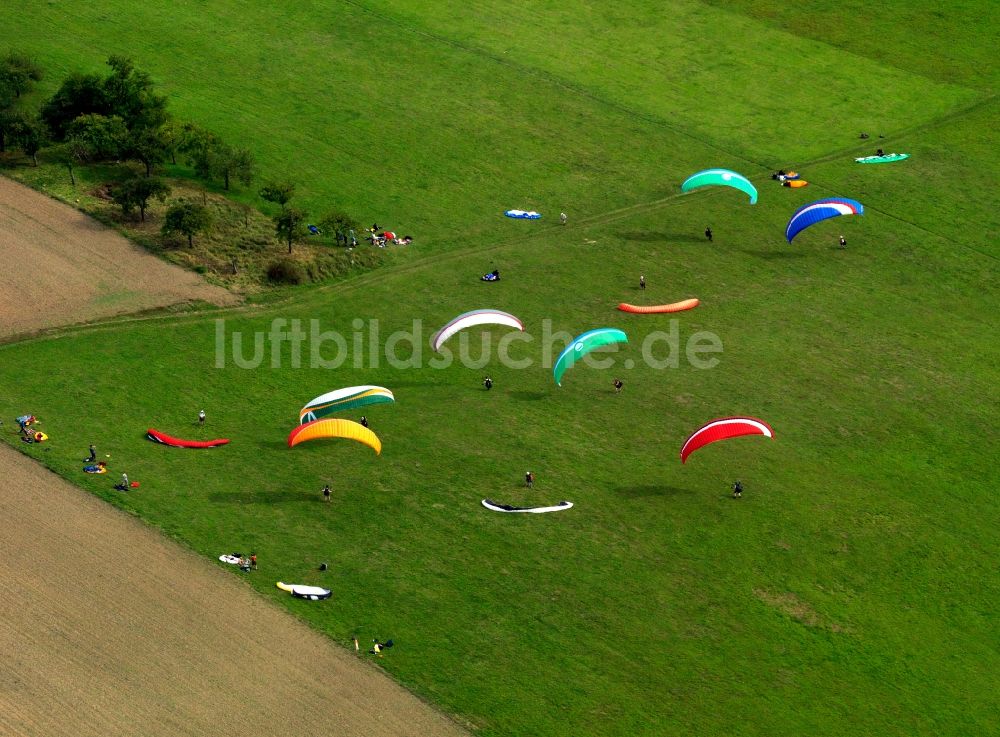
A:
0;444;469;737
0;176;236;339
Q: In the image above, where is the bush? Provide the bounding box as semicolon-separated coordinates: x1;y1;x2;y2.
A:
266;259;305;285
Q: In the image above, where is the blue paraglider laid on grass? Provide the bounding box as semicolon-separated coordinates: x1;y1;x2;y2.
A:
504;209;541;219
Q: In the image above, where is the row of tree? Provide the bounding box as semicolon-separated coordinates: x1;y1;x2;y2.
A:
1;53;253;186
0;51;45;162
2;52;361;255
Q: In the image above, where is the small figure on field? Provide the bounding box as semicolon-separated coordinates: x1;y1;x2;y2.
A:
353;636;360;652
839;235;847;249
483;376;493;391
860;132;869;139
250;552;257;570
86;443;97;462
115;472;129;491
560;212;568;225
613;378;624;394
359;415;369;428
322;484;332;503
732;480;743;499
876;148;884;157
370;639;393;656
639;274;645;290
198;409;206;426
525;471;534;488
705;227;713;242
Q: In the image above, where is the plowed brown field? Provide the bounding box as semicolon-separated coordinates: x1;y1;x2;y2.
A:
0;176;236;339
0;443;469;737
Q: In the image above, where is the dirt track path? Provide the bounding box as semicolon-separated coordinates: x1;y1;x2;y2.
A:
0;176;236;339
0;444;469;737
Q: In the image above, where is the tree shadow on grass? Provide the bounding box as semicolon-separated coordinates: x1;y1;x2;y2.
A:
621;231;705;243
616;484;691;498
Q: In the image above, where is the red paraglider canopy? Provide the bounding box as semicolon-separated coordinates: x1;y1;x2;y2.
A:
382;231;396;239
680;417;773;463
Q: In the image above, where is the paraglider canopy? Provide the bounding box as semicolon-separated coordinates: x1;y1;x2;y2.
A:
288;418;382;455
505;210;541;219
553;328;628;386
681;169;758;204
680;417;773;463
432;309;524;353
855;153;909;164
299;386;395;424
785;198;863;242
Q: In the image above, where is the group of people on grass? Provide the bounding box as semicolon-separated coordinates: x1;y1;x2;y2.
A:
367;224;413;248
15;415;47;444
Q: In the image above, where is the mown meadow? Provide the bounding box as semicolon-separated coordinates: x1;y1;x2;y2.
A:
2;1;997;735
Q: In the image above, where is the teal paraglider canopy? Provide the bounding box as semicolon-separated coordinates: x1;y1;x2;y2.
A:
681;169;757;204
553;328;628;386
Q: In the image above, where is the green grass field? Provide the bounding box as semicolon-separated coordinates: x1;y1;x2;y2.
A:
3;1;998;735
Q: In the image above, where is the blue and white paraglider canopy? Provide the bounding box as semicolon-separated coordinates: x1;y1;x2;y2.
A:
505;209;542;219
785;198;863;242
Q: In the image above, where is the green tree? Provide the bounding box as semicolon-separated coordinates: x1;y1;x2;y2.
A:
161;119;190;165
41;57;167;141
40;72;107;139
102;56;167;131
111;179;138;220
11;114;47;165
47;140;88;185
274;206;308;254
162;201;212;247
0;55;33;154
0;107;22;153
211;143;254;191
126;125;171;176
319;209;361;244
185;130;255;190
0;51;43;98
66;113;128;162
259;181;295;211
113;177;171;222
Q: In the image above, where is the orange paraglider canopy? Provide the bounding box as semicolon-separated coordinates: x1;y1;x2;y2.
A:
287;418;382;455
618;299;699;314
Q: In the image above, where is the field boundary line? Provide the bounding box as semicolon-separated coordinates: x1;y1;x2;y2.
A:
5;93;994;344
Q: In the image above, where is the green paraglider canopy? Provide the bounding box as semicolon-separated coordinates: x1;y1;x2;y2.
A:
681;169;757;204
553;328;628;386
